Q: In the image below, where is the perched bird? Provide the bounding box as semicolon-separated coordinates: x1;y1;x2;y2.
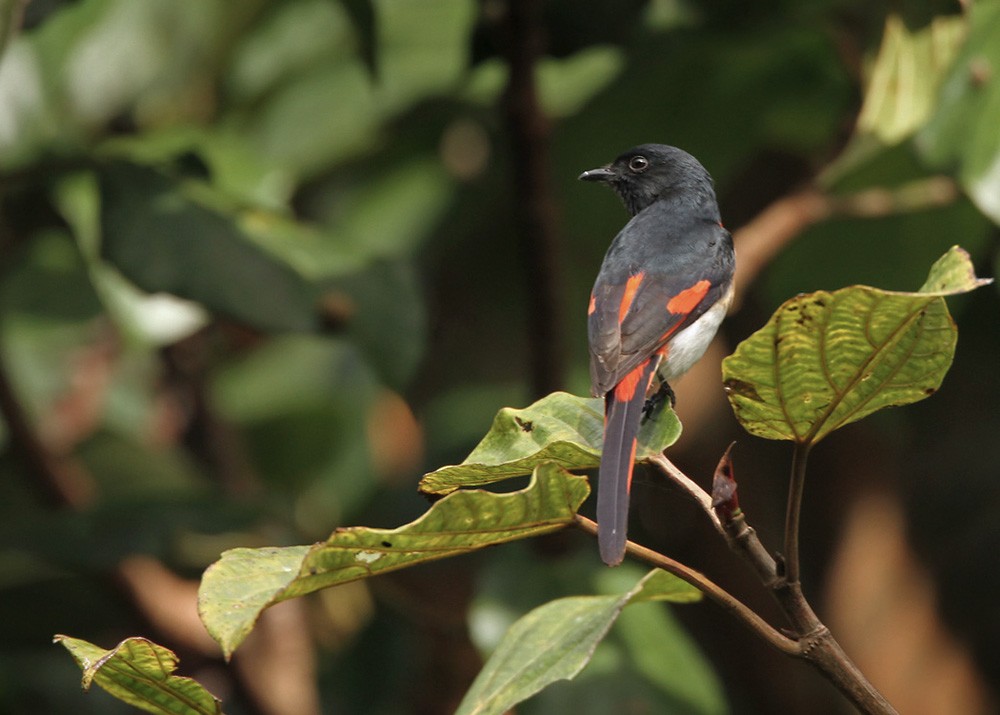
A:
580;144;735;566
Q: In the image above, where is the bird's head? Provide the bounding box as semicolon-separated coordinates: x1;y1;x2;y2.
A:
578;144;714;216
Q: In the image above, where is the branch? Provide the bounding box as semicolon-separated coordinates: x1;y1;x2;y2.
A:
635;450;899;714
573;514;800;656
731;176;959;310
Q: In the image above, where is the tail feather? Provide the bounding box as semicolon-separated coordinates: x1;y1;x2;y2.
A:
597;358;659;565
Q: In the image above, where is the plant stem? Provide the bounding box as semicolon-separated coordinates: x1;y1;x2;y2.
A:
783;441;811;585
633;451;898;714
573;514;799;656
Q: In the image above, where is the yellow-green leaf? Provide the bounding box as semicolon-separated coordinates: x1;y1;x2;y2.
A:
54;635;223;715
199;463;589;658
723;247;990;445
419;391;680;495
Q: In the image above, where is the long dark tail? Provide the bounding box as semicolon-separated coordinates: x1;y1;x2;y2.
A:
597;358;659;566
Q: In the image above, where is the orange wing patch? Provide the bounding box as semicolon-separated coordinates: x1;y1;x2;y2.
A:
588;294;597;315
667;279;710;315
618;272;645;323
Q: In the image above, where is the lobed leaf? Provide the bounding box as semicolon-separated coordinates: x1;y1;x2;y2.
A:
455;569;701;715
419;391;680;495
199;464;589;658
54;635;222;715
723;247;990;445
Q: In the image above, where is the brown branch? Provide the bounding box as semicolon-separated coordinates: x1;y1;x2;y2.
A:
639;449;898;714
573;514;800;656
500;0;565;396
730;176;959;310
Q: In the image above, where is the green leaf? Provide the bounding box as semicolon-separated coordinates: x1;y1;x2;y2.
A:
722;247;990;444
455;569;701;715
199;463;589;658
0;0;23;61
419;391;681;495
54;635;223;715
918;1;1000;224
856;14;966;146
98;162;319;332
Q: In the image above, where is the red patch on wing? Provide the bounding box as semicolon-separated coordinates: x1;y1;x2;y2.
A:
613;359;651;402
618;272;645;323
667;279;710;315
588;294;596;315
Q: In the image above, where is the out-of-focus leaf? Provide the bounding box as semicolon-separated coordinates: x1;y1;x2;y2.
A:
342;0;377;76
463;47;625;117
54;635;223;715
722;247;991;444
918;2;1000;224
225;0;356;102
0;0;24;60
98;162;319;332
455;569;701;715
420;392;680;495
199;464;589;658
537;46;625;118
856;14;966;145
374;0;475;114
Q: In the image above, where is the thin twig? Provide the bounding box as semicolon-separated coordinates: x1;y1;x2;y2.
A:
573;514;800;656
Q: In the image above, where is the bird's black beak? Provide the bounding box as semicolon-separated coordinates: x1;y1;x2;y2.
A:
578;166;616;182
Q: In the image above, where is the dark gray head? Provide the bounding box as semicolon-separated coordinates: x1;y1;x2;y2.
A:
578;144;716;216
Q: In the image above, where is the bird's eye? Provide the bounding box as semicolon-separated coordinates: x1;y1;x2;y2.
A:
628;156;649;172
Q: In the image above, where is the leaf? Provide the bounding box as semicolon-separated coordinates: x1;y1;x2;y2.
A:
856;14;966;146
99;162;319;332
199;463;589;658
54;635;223;715
722;247;990;444
0;0;23;61
419;391;681;495
455;569;701;715
918;1;1000;224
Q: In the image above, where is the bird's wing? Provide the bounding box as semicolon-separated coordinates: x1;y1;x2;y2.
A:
588;219;732;396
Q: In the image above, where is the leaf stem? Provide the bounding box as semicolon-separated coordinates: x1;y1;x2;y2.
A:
573;514;799;656
784;442;811;585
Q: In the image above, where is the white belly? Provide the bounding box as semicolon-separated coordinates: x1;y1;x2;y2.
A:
660;284;733;380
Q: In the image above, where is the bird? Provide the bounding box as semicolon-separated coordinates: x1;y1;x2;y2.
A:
580;144;735;566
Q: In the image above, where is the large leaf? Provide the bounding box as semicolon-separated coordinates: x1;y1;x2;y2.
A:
455;569;701;715
722;247;990;444
918;1;1000;224
99;162;319;332
54;635;223;715
419;391;681;495
199;463;589;658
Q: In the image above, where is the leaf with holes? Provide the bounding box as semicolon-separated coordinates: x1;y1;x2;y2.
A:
722;247;991;445
419;391;680;495
199;463;589;658
54;635;223;715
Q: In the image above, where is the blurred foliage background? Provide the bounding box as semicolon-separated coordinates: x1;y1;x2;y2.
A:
1;0;998;713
